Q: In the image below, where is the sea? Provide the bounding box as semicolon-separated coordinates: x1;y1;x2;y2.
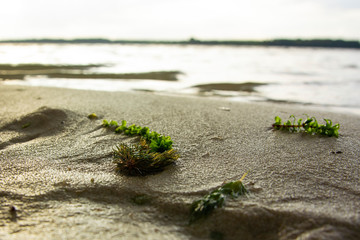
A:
1;43;360;115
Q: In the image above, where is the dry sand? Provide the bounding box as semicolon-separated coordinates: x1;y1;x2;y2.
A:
0;85;359;240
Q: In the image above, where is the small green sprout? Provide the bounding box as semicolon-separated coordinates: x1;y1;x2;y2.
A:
109;120;118;127
102;119;120;129
87;113;98;120
272;115;340;137
189;172;248;224
114;120;128;133
102;119;110;127
21;123;31;129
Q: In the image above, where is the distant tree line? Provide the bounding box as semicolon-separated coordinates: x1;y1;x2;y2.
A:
1;38;359;49
264;39;360;48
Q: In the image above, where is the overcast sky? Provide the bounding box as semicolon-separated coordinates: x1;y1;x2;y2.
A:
1;0;359;40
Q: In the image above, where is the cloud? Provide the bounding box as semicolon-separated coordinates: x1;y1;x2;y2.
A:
316;0;360;9
0;0;359;40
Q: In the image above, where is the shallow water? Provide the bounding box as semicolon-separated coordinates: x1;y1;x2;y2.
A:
1;43;360;115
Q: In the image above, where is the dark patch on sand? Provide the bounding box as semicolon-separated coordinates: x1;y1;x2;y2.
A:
0;107;69;150
44;71;181;81
0;63;103;71
193;82;266;93
0;63;182;81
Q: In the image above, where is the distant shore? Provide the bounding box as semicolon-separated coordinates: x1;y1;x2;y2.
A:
1;38;359;49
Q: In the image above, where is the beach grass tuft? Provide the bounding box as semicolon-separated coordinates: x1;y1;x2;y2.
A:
113;140;179;176
102;119;179;176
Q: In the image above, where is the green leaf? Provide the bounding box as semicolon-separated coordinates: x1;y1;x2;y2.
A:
102;119;110;127
114;126;122;133
297;118;303;126
304;118;313;124
140;127;149;136
189;173;248;224
109;120;118;127
324;119;332;127
87;113;98;120
289;115;296;125
275;116;282;124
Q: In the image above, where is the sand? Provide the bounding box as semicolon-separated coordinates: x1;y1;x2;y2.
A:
0;64;181;81
0;85;359;240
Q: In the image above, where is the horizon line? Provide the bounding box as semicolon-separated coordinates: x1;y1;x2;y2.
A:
0;38;359;49
1;37;360;42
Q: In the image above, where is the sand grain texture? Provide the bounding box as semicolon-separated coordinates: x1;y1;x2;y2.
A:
0;85;359;239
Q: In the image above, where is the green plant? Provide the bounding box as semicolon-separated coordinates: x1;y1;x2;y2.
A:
102;119;174;152
102;119;110;127
189;173;248;224
113;139;179;176
87;113;98;120
102;119;178;176
272;115;340;137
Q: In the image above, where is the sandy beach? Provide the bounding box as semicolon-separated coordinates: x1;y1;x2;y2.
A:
0;85;359;239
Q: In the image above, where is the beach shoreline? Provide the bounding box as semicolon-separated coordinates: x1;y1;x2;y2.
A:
2;43;360;115
1;85;359;239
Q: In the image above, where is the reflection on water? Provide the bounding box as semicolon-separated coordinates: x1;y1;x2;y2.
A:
1;43;360;114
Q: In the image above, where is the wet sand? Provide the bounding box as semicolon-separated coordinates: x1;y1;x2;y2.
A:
193;82;266;93
0;64;181;81
0;85;359;239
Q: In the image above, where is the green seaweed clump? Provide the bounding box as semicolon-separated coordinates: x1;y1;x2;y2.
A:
272;115;340;137
103;119;174;152
189;173;248;224
113;139;179;176
102;119;179;176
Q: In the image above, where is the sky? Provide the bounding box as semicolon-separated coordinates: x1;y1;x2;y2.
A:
1;0;360;40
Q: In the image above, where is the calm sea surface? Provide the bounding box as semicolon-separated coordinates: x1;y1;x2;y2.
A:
1;43;360;115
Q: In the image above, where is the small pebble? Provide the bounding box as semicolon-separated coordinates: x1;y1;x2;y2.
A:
9;206;17;213
331;151;343;154
218;107;230;111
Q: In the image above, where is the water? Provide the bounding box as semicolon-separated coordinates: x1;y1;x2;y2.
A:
1;43;360;115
